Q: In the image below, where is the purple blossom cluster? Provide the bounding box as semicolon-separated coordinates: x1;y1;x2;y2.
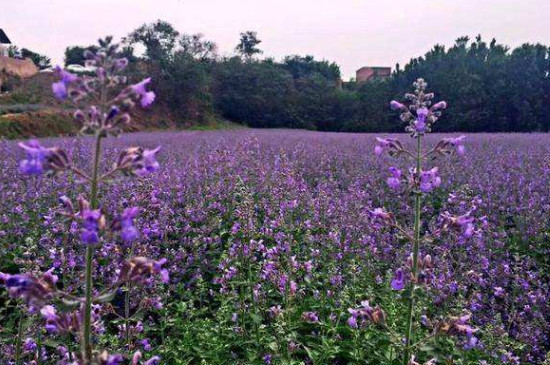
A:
0;41;166;364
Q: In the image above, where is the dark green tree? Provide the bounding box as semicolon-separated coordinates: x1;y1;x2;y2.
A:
65;45;99;66
235;31;262;61
126;20;180;62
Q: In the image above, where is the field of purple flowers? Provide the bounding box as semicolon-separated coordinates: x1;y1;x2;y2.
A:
1;128;549;364
0;45;549;365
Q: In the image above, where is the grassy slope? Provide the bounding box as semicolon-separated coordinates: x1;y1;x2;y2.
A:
0;73;243;139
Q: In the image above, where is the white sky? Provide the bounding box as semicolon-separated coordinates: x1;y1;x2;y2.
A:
2;0;550;79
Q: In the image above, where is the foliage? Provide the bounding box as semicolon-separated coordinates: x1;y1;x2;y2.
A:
126;20;180;62
0;41;164;364
1;129;549;364
57;22;550;133
65;45;99;66
235;31;263;61
7;45;51;69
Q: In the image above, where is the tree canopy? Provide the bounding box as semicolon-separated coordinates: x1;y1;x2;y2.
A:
64;24;550;133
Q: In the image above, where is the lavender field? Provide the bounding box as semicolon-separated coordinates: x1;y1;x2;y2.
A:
1;129;549;364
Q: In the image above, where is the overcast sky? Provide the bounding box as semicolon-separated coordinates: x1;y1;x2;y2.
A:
2;0;550;79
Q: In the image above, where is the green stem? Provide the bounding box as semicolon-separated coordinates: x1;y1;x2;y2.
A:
125;242;136;348
36;328;42;365
67;333;74;362
82;134;103;363
15;310;23;365
403;135;422;365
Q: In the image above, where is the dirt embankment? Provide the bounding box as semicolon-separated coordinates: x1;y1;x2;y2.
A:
0;56;38;78
0;73;183;139
0;56;38;92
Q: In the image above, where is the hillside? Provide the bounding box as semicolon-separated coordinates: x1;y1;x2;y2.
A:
0;73;236;139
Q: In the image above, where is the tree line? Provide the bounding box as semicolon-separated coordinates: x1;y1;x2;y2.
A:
65;21;550;132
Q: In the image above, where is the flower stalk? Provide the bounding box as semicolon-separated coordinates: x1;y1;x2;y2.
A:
82;133;103;363
2;40;164;364
403;134;422;365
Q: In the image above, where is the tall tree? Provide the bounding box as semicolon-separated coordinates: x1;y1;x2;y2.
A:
179;33;218;61
126;20;180;62
235;31;262;61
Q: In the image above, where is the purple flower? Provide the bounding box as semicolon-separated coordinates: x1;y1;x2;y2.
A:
40;305;57;321
141;91;156;108
386;167;401;190
131;78;156;108
419;167;441;193
52;66;78;100
40;305;59;333
301;311;319;323
106;354;124;365
23;338;37;353
390;100;405;110
347;313;358;328
160;269;170;284
391;268;405;290
52;81;68;100
0;273;53;306
120;207;140;243
80;209;102;245
414;107;429;132
140;339;152;351
144;356;160;365
374;137;404;156
153;258;170;284
263;354;272;364
432;101;447;110
18;140;49;175
136;147;161;176
114;58;129;72
494;287;505;298
442;135;466;156
18;140;70;175
131;351;142;365
464;335;479;350
107;106;120;121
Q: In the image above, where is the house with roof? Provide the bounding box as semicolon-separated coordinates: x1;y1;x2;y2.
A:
356;66;391;83
0;29;11;57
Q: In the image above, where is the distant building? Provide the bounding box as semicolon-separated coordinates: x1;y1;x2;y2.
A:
356;66;391;83
0;29;11;57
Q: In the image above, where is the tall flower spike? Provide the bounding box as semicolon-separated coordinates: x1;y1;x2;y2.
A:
377;79;474;365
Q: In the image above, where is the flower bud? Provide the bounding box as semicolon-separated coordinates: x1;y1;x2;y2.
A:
59;196;74;214
116;146;161;177
432;101;447;110
118;257;169;285
390;100;405;110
